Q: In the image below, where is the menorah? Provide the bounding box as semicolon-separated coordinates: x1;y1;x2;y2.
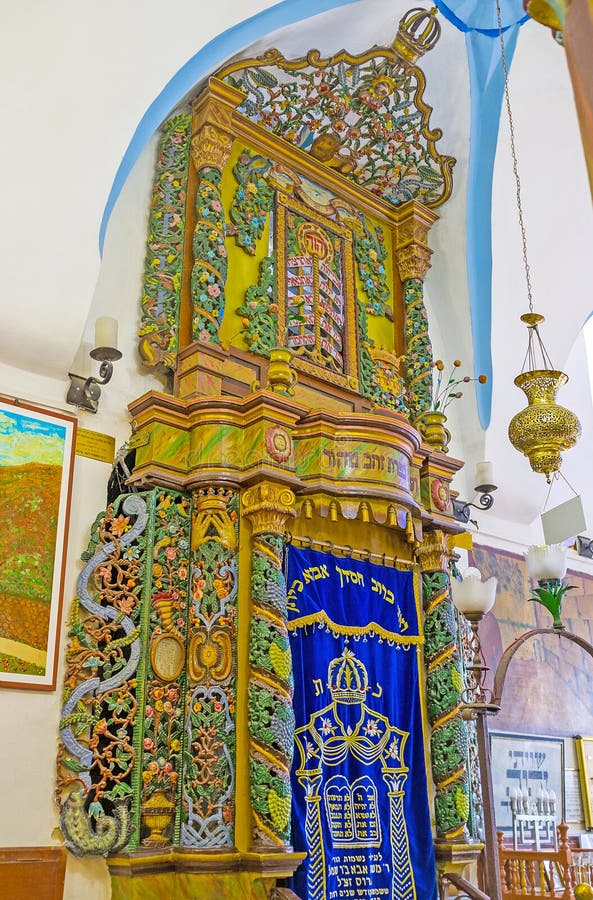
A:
509;787;558;851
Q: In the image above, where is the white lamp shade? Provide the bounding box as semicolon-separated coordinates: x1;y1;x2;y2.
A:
451;567;497;616
525;544;567;581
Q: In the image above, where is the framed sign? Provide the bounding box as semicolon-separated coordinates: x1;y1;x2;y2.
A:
0;397;77;689
576;736;593;828
490;732;565;830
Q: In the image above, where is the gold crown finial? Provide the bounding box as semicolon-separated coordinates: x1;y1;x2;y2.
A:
393;6;441;64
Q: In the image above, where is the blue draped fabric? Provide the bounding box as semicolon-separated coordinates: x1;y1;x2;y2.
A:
435;1;528;428
286;546;436;900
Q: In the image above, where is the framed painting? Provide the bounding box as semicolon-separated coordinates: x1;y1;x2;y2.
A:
0;397;77;690
576;736;593;828
490;731;565;830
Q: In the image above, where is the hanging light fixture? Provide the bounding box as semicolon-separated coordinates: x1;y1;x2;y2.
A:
508;312;581;482
494;1;581;482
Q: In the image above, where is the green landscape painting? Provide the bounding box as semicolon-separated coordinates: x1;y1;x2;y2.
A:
0;399;76;689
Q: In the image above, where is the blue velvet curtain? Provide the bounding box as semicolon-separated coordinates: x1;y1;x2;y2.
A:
286;546;436;900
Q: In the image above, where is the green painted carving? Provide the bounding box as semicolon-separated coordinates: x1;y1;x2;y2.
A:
357;302;373;399
369;351;408;413
57;493;150;856
435;787;470;836
223;44;453;209
430;719;469;779
191;167;228;343
404;276;433;422
248;531;294;846
139;114;191;373
353;218;391;318
351;213;409;413
237;254;277;355
57;489;193;855
60;790;132;857
138;490;191;848
229;150;274;254
424;584;458;656
422;569;470;841
183;487;239;847
250;757;292;845
466;720;483;841
426;662;464;721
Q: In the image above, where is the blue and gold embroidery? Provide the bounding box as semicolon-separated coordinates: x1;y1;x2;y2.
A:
287;547;437;900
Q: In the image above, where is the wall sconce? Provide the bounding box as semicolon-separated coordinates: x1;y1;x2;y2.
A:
452;461;497;525
450;566;498;712
67;317;122;413
524;543;572;630
525;543;567;582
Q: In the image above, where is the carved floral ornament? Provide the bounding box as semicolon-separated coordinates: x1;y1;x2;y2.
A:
430;477;450;512
217;7;455;211
265;425;292;463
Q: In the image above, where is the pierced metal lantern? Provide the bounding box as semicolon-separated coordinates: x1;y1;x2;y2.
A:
508;313;581;482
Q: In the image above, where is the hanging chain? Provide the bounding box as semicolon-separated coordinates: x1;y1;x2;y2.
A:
496;0;534;312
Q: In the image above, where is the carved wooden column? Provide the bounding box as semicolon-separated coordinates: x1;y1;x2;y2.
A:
182;486;240;848
394;201;438;425
241;482;297;851
189;81;243;345
417;530;471;846
139;113;192;374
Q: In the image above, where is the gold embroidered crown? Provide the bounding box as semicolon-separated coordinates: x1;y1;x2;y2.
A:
328;649;369;704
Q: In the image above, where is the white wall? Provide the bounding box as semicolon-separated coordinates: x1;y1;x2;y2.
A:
0;396;114;897
0;0;288;380
0;120;162;900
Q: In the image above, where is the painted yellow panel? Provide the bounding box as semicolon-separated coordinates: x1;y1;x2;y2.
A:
219;138;397;356
220;141;272;352
111;871;271;900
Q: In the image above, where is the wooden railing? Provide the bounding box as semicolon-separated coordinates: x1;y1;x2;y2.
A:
440;826;593;899
498;823;574;898
570;849;593;890
440;871;490;899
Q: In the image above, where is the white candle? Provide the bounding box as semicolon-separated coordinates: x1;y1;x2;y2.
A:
475;460;495;490
95;316;118;350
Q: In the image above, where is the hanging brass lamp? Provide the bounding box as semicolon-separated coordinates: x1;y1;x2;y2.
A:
508;313;581;482
494;1;580;483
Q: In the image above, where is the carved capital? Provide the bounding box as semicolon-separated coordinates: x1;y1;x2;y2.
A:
191;79;243;173
394;199;439;244
394;200;438;282
417;529;452;573
241;482;297;536
191;487;238;551
396;243;433;283
191;124;234;173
